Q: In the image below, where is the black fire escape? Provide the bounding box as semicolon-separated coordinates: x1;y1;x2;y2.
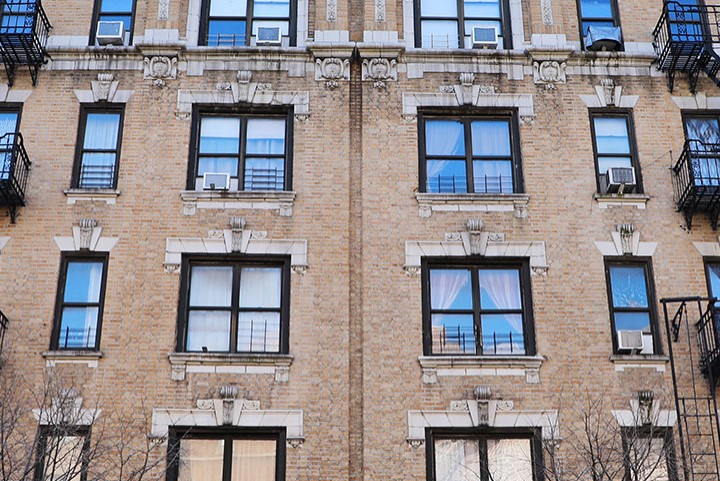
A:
661;298;720;481
671;139;720;229
0;0;50;86
654;1;720;93
0;309;6;362
0;132;30;222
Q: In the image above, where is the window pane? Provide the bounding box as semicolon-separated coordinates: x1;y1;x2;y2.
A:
187;311;231;351
253;0;289;16
426;120;465;155
473;160;513;193
237;311;280;352
79;152;116;188
198;157;239;177
708;265;720;305
244;157;284;190
64;261;104;303
686;118;720;144
0;112;18;137
210;0;247;17
83;113;120;150
634;437;670;481
232;440;276;481
421;20;459;48
246;118;285;154
610;266;649;308
200;117;240;154
431;314;476;354
471;120;511;157
464;20;504;49
430;269;472;310
582;19;615;36
43;435;85;481
178;439;224;481
479;269;521;309
208;20;246;45
239;267;281;308
597;156;632;175
481;314;524;354
421;0;457;17
426;160;468;193
59;307;98;349
580;0;613;18
487;439;533;481
614;312;651;332
594;117;630;154
190;266;233;307
100;0;133;12
434;438;481;481
464;0;500;18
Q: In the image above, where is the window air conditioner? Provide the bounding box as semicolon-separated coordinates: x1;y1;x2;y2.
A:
256;26;282;45
202;172;230;191
585;25;622;52
96;21;125;46
606;166;637;194
617;330;644;352
472;26;498;49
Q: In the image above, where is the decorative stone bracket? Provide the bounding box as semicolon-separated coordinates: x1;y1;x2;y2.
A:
315;57;350;89
32;391;100;426
533;60;566;90
362;58;397;88
143;56;178;87
594;224;657;257
611;391;677;428
74;73;135;103
580;78;639;109
54;219;119;252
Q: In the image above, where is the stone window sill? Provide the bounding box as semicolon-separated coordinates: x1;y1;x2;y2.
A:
418;355;544;384
180;190;296;216
609;354;669;372
42;350;103;367
594;193;650;209
415;193;529;218
168;352;293;382
64;189;120;204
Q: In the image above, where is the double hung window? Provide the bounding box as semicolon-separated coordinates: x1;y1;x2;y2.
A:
423;260;534;356
419;114;522;194
189;112;291;192
589;112;642;194
623;429;676;481
200;0;295;47
415;0;511;49
682;115;720;187
177;258;289;354
0;108;20;181
577;0;622;50
35;427;90;481
90;0;136;45
51;255;108;351
72;106;124;190
605;260;659;355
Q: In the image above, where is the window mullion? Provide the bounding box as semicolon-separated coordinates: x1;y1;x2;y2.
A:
246;0;255;46
239;117;247;190
471;267;482;355
457;0;465;47
230;264;241;353
464;120;475;193
222;437;232;481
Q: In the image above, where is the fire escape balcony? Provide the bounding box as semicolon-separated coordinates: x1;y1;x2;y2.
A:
0;0;50;86
653;1;720;93
697;303;720;384
0;132;30;222
0;308;7;362
672;139;720;229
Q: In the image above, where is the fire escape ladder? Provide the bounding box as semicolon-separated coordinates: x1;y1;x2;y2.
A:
661;297;720;481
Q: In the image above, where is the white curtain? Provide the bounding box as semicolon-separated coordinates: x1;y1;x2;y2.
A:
430;270;470;310
487;439;533;481
190;266;233;307
239;268;281;307
178;439;224;481
246;118;285;155
479;270;523;334
83;113;119;150
43;435;85;481
434;439;482;481
232;440;276;481
471;121;510;156
187;312;231;352
425;121;465;180
210;0;247;17
200;117;240;153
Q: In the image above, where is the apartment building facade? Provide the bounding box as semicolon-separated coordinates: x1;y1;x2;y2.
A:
0;0;719;480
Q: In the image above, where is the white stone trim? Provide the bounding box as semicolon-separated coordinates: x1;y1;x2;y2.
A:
64;189;121;204
609;355;669;372
402;90;534;122
0;237;9;254
693;239;720;257
53;225;119;253
168;353;293;382
611;398;677;428
672;93;720;110
181;191;296;216
42;351;103;368
594;194;650;209
594;232;657;257
0;85;32;103
418;355;543;384
579;91;638;109
416;193;529;218
73;74;134;103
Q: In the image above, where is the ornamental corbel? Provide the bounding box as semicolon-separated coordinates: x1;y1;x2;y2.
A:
91;73;118;102
362;58;398;88
533;60;567;89
230;217;246;253
78;218;98;251
143;56;178;85
315;58;350;89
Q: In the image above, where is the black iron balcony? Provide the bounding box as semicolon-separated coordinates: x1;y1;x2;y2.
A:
653;1;720;92
0;308;7;360
697;303;720;385
0;0;51;86
672;139;720;229
0;132;30;223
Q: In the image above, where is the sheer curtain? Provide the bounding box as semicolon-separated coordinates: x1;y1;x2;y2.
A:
425;121;465;181
487;439;533;481
686;118;720;185
471;121;510;156
187;266;233;351
434;439;482;481
232;440;276;481
246;119;285;154
0;112;17;179
238;268;281;352
430;270;470;310
479;270;522;334
178;439;224;481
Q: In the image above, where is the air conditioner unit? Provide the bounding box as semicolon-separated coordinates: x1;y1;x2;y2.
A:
617;330;644;352
96;21;125;46
606;167;637;194
472;26;498;49
256;26;282;45
202;172;230;191
585;25;622;52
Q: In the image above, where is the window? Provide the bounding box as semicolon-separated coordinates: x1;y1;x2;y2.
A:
428;430;541;481
589;112;642;194
422;260;534;356
90;0;136;45
71;106;124;190
605;260;659;355
682;115;720;186
419;114;522;194
35;427;90;481
177;258;289;354
51;255;108;351
577;0;622;50
188;111;292;192
199;0;296;47
0;107;20;181
623;429;677;481
414;0;512;49
167;429;285;481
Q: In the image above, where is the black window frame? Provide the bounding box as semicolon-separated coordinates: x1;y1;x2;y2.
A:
425;428;543;481
34;425;91;481
589;109;643;194
413;0;513;49
71;105;125;190
89;0;137;45
50;253;110;352
421;257;536;356
621;427;678;481
604;258;661;355
176;255;291;354
418;110;524;195
0;104;22;162
166;427;286;481
187;106;294;192
576;0;623;50
198;0;298;47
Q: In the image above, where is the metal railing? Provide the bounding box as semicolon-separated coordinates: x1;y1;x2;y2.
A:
698;304;720;377
0;308;8;358
0;0;51;85
236;318;280;353
244;168;284;191
57;326;97;350
672;139;720;208
431;325;525;355
206;33;247;47
78;163;115;189
0;133;31;220
426;175;514;194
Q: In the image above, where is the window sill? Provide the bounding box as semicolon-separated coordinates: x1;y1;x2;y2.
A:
180;190;296;216
418;355;544;384
415;192;529;218
594;193;650;210
64;189;120;204
168;352;293;382
42;350;103;368
609;354;669;372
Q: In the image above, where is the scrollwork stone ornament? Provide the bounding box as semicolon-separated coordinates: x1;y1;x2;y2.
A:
533;60;566;89
326;0;337;21
158;0;170;20
143;56;177;84
375;0;386;21
362;58;397;87
288;438;305;448
315;58;350;89
407;439;425;449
